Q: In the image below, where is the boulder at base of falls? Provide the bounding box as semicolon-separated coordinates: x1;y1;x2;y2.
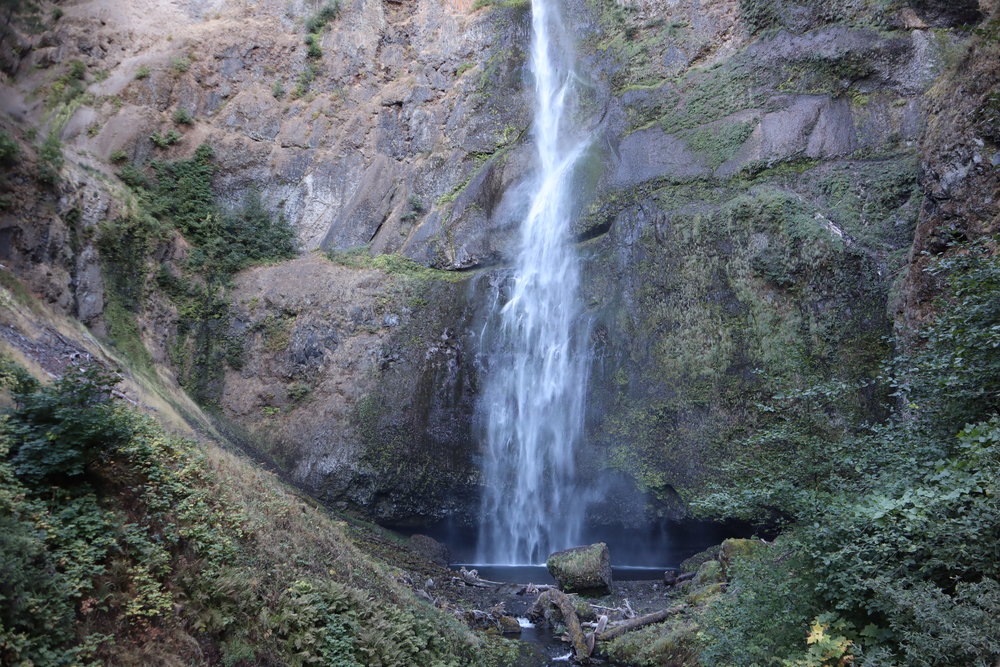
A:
546;542;613;595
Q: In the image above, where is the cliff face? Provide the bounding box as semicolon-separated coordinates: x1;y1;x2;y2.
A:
572;0;954;517
1;0;996;528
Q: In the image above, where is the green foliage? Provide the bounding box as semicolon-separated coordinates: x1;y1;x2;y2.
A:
109;149;128;163
681;119;757;169
143;143;215;235
112;146;295;401
0;357;244;664
5;365;130;484
304;2;340;33
606;618;699;666
0;130;19;164
172;107;194;125
272;80;286;99
0;357;512;664
696;245;1000;664
738;0;898;34
738;0;779;34
67;59;86;80
288;382;310;403
305;33;322;59
326;247;463;282
150;129;182;147
186;189;298;276
171;57;190;73
116;162;148;188
135;65;150;79
46;61;89;109
37;130;63;185
291;63;319;98
893;242;1000;434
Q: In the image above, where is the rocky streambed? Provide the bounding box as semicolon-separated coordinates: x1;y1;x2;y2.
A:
360;531;765;665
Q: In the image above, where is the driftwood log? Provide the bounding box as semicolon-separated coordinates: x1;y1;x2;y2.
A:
515;583;559;595
451;568;505;588
529;589;591;663
596;604;688;642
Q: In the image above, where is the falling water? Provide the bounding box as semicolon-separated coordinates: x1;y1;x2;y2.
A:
476;0;592;565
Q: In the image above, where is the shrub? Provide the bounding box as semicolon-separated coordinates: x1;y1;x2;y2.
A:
117;162;149;188
196;189;298;275
291;64;318;98
0;131;19;164
37;131;63;185
171;57;190;73
306;36;322;59
172;108;194;125
288;383;310;403
109;149;128;163
696;244;1000;664
271;80;285;99
304;1;341;33
68;59;86;80
150;129;182;147
6;365;130;484
50;7;64;20
135;65;150;79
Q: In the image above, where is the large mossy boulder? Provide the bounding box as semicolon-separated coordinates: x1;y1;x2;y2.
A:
691;559;724;588
546;543;613;595
719;538;767;574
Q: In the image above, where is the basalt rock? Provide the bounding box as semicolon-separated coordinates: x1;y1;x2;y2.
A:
546;542;613;595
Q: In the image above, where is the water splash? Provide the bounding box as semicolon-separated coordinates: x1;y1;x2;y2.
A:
476;0;592;566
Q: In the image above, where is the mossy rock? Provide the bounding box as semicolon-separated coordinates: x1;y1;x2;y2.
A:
719;538;767;574
680;543;720;573
570;594;597;621
691;559;724;587
498;616;522;634
546;542;612;595
685;581;725;606
605;618;699;666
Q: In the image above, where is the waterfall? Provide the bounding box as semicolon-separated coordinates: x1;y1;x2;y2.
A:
476;0;592;566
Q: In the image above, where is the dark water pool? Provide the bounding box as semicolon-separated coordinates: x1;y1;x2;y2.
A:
450;564;669;583
389;517;749;572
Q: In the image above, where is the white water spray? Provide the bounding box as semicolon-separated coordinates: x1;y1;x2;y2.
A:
476;0;592;565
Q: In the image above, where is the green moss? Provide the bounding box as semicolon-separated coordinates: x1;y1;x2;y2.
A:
256;313;294;352
326;247;464;282
692;559;724;587
685;581;725;605
681;544;720;573
650;63;761;135
605;617;700;666
681;119;757;169
591;165;898;503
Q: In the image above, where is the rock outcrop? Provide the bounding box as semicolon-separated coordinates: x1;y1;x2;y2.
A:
547;542;614;595
1;0;995;534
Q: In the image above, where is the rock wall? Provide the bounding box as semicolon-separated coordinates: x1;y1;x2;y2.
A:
567;0;982;520
2;0;996;529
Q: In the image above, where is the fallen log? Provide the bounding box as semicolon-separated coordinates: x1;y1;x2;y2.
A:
452;567;505;588
515;583;559;595
529;589;591;663
585;615;608;656
597;604;687;642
